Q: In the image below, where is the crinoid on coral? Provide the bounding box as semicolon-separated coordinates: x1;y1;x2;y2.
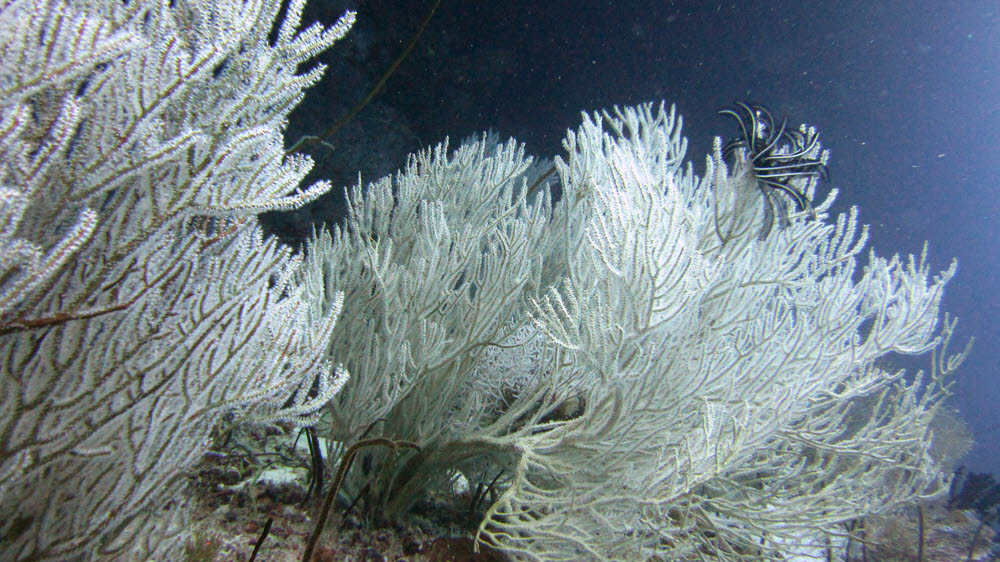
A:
719;102;830;238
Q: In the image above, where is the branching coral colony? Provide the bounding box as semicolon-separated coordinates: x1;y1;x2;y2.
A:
310;101;969;559
1;0;353;559
0;0;974;559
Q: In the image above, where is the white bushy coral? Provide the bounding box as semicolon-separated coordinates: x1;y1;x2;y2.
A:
315;103;965;560
0;0;352;558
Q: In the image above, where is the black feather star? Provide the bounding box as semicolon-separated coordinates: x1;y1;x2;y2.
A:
719;102;829;239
